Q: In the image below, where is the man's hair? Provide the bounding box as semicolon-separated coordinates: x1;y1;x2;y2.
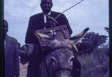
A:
3;19;8;26
41;0;52;3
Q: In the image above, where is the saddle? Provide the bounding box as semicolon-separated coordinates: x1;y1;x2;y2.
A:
34;25;71;51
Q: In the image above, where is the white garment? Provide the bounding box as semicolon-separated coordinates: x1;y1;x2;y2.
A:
4;35;7;48
43;12;51;23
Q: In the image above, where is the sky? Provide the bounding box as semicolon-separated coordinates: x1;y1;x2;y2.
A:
4;0;109;45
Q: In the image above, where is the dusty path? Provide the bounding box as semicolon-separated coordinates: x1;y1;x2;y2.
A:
19;63;28;77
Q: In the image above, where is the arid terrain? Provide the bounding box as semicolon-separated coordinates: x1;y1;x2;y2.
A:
19;63;28;77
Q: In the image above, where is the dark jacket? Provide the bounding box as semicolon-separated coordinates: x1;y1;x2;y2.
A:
4;35;19;77
25;11;72;44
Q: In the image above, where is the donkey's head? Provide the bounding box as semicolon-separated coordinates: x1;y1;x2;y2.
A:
34;28;89;77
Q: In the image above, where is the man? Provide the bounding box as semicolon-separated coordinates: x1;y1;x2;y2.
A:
4;19;19;77
25;0;72;44
20;0;81;77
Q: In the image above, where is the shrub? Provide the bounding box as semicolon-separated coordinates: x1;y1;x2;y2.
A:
77;47;109;77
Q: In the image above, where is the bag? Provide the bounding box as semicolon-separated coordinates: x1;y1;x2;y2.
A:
35;25;71;39
34;25;71;50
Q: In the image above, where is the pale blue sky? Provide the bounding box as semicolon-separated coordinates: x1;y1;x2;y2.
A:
4;0;109;45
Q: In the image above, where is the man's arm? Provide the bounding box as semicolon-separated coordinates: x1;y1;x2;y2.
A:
59;14;73;35
25;17;34;44
25;17;32;43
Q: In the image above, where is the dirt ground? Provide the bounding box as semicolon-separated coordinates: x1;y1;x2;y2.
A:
19;63;28;77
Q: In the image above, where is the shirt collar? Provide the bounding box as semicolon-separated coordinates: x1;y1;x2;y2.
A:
4;35;7;48
4;34;8;40
43;11;51;16
43;11;51;24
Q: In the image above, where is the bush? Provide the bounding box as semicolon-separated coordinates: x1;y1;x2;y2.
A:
77;48;109;77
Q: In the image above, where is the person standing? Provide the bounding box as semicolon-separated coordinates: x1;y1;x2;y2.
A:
4;19;20;77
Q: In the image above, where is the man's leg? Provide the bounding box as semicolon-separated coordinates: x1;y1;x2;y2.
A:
26;51;42;77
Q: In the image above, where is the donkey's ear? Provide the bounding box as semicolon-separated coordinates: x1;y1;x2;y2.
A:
34;31;50;39
33;30;54;46
69;27;89;43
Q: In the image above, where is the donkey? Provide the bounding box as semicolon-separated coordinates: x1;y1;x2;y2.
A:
34;28;89;77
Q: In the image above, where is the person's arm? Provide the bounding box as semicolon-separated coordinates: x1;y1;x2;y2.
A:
60;14;73;35
14;41;20;77
25;17;34;43
57;14;72;35
25;17;31;43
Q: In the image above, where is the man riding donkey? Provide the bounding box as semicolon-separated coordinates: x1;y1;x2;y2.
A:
19;0;88;77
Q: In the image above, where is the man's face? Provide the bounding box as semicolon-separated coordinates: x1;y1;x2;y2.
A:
4;20;8;38
40;0;53;14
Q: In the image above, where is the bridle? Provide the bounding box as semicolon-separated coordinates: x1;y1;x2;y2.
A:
52;68;72;76
45;60;73;77
42;47;75;77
